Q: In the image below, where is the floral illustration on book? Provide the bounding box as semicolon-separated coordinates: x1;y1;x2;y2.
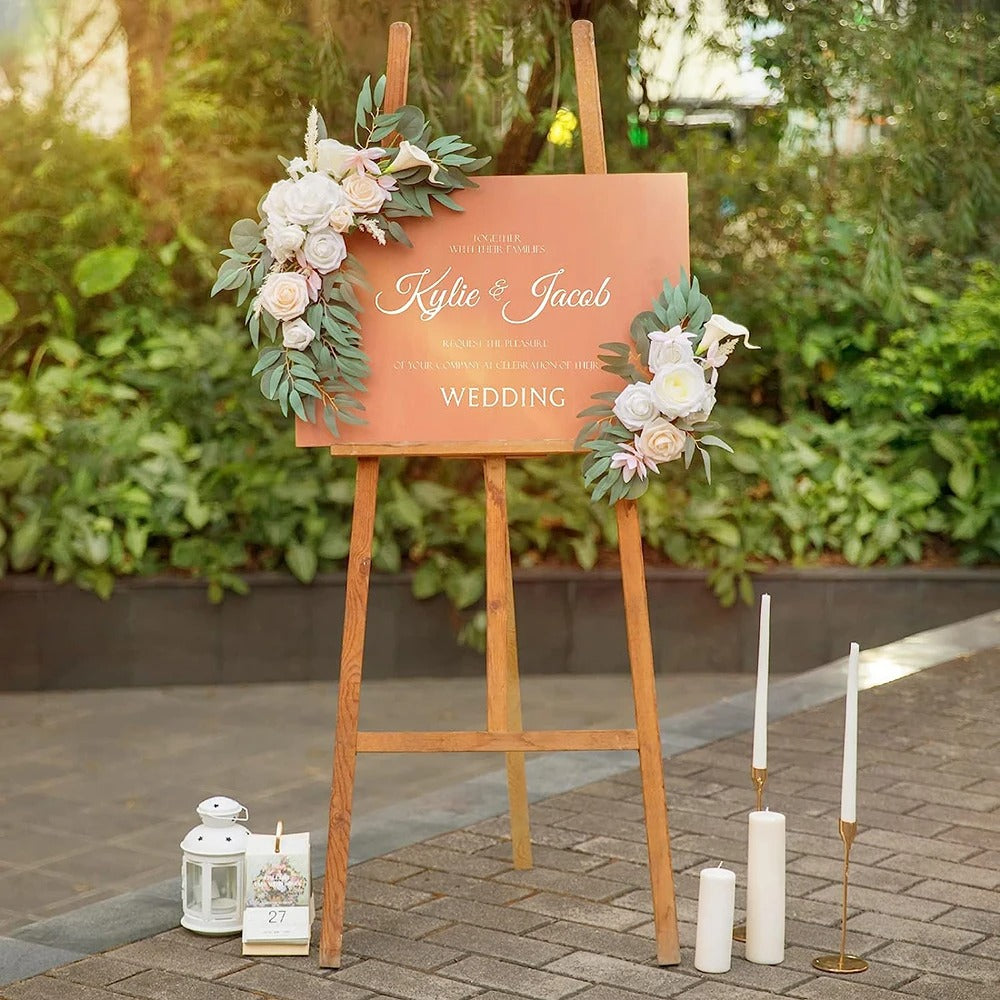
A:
211;76;489;435
246;855;309;908
577;271;757;504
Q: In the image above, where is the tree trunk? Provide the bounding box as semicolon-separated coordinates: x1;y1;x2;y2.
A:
494;59;556;175
115;0;174;241
304;0;408;75
494;0;605;176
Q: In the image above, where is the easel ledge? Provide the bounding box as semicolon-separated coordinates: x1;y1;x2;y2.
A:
318;19;680;970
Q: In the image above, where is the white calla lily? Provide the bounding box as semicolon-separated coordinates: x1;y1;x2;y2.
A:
387;140;444;185
698;313;759;355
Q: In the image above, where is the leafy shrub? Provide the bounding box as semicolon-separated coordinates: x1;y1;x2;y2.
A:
850;262;1000;433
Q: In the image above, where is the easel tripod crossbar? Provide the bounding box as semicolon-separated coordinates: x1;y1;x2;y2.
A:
318;19;680;971
357;728;639;752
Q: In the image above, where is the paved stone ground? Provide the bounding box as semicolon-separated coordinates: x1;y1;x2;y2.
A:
0;674;753;934
5;647;1000;999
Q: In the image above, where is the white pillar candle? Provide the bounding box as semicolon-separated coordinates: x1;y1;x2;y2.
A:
752;593;771;769
745;809;785;965
695;865;736;974
841;641;860;823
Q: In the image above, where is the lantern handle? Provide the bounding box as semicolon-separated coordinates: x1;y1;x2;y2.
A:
237;806;249;821
274;820;283;854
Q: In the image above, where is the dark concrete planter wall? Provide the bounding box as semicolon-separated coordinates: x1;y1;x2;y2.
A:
1;568;998;691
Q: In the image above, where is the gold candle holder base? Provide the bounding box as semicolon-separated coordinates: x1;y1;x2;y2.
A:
733;765;768;943
812;954;868;974
812;819;869;976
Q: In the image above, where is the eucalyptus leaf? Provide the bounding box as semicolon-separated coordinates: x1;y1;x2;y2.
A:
394;105;426;140
699;435;734;454
251;348;282;376
229;219;261;253
288;388;307;421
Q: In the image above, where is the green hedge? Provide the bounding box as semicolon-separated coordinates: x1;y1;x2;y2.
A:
2;265;996;625
1;102;997;642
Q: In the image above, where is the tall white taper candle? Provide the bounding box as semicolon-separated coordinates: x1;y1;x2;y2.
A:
752;593;771;769
694;865;736;973
841;642;860;823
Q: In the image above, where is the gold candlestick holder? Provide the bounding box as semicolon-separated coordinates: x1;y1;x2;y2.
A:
812;819;869;974
733;765;767;943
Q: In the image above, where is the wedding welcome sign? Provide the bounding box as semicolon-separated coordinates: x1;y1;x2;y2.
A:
296;172;689;454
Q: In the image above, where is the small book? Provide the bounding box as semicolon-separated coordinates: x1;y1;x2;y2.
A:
242;829;312;956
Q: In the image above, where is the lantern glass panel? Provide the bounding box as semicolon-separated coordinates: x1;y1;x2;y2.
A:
185;862;203;913
210;864;239;915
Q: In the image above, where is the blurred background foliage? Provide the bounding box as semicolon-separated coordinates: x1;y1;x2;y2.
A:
0;0;997;628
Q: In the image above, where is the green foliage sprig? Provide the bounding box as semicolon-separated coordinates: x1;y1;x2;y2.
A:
211;76;488;436
577;272;747;505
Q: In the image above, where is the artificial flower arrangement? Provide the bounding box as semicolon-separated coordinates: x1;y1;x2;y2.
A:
211;77;488;435
577;271;757;504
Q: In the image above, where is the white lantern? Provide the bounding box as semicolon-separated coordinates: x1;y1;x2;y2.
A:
180;796;251;934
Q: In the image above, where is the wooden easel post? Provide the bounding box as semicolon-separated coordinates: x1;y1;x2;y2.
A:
319;18;679;970
573;20;680;966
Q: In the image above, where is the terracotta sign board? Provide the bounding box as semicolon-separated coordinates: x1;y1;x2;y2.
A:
296;172;689;455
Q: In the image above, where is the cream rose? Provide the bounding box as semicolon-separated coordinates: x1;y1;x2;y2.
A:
316;139;357;179
261;178;296;224
651;361;711;419
612;382;658;431
258;271;310;321
647;325;694;371
264;222;306;262
341;171;389;214
302;229;347;273
283;172;345;231
328;204;355;233
387;140;443;185
281;317;316;350
698;313;757;355
686;384;716;424
637;418;687;464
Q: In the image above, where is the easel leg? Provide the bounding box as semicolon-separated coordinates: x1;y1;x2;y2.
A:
484;458;532;869
503;503;532;869
319;457;379;969
616;499;680;966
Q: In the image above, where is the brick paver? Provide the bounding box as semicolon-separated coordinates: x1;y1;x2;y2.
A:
4;647;1000;998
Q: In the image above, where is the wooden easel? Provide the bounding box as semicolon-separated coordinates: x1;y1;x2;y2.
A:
319;19;680;969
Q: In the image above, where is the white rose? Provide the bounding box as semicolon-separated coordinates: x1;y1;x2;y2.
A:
286;156;310;179
341;171;389;214
612;382;658;431
281;317;316;350
316;139;357;179
651;361;711;419
637;417;687;464
328;204;355;233
698;313;757;355
264;222;305;262
302;228;347;273
387;139;443;185
686;384;716;424
284;172;345;231
261;178;296;224
647;325;694;371
258;271;310;321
